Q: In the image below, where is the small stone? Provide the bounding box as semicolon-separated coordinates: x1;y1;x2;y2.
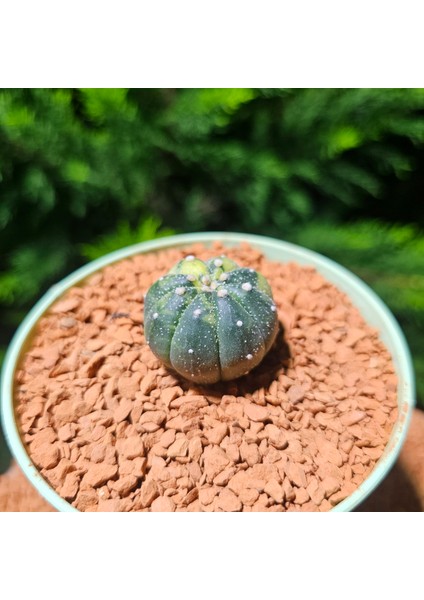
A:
114;398;133;423
282;478;296;502
317;440;344;467
344;328;366;347
307;478;325;506
139;410;166;426
188;437;203;461
83;463;118;488
286;462;307;488
225;443;240;463
151;496;175;512
227;471;248;495
287;385;305;404
181;488;199;506
111;475;138;497
186;462;202;483
51;297;80;313
199;486;219;506
205;423;228;445
239;488;259;506
91;424;106;441
32;443;60;470
294;488;310;505
161;386;183;406
139;480;159;508
118;436;145;460
84;383;103;407
89;444;106;464
240;442;260;467
216;489;242;512
264;479;284;503
117;375;139;399
112;327;134;345
21;401;44;420
139;372;157;395
159;429;176;448
244;403;269;422
214;467;235;486
329;483;357;506
340;411;367;426
58;423;76;442
321;476;342;499
74;489;98;511
265;424;288;450
131;457;148;478
167;437;189;458
60;472;80;500
60;317;77;329
97;499;123;512
203;445;230;480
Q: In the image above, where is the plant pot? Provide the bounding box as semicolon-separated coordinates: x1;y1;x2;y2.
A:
0;232;415;511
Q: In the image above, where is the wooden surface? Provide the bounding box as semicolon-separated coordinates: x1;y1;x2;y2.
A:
1;408;423;512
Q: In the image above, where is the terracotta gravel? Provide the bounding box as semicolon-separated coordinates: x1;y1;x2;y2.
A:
13;241;398;511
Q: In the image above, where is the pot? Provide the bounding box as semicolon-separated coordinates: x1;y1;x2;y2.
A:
0;232;415;511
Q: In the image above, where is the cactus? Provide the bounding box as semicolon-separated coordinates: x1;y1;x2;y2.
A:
144;255;279;384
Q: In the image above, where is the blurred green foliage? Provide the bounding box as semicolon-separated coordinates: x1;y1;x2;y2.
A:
1;88;423;407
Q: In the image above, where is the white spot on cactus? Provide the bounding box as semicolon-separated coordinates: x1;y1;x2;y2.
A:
271;305;276;311
188;349;194;354
193;309;202;317
185;255;195;261
214;258;223;267
246;354;253;360
153;312;159;319
236;320;243;327
210;281;218;290
219;273;228;282
186;274;196;282
242;282;252;291
175;286;186;296
201;275;211;285
217;288;228;297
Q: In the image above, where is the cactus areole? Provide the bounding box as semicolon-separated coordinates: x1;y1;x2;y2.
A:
143;255;279;384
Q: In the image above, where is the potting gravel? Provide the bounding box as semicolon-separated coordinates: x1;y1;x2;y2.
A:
14;242;398;511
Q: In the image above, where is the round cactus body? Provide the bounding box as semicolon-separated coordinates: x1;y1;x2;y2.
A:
143;255;279;384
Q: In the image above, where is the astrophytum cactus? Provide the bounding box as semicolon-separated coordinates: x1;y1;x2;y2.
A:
143;255;279;384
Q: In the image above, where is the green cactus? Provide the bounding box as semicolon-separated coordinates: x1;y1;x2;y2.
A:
143;255;279;384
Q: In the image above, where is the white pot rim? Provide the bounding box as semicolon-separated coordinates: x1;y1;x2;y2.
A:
0;231;416;512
